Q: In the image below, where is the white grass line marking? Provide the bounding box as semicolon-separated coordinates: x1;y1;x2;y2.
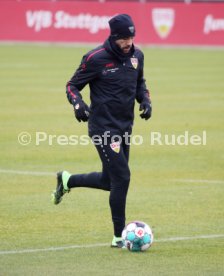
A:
157;234;224;242
0;243;108;255
0;169;55;176
1;234;224;255
1;169;224;185
172;179;224;184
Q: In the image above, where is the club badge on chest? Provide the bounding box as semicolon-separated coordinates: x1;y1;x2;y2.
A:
131;58;138;69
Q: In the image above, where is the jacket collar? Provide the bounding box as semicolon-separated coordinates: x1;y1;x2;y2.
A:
103;37;135;62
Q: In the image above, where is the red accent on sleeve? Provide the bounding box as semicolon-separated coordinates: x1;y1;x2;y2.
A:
86;48;105;62
67;84;77;99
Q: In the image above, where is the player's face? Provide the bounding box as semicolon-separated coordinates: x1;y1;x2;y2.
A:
115;37;134;54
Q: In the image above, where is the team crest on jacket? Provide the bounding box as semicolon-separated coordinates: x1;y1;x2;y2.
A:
131;58;138;69
110;141;120;153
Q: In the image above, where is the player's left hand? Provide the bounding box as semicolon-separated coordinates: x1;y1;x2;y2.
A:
139;101;152;120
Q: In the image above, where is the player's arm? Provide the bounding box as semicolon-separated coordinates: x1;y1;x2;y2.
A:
136;54;152;120
66;55;98;122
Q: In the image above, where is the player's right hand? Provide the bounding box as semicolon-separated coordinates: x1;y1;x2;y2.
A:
73;98;90;122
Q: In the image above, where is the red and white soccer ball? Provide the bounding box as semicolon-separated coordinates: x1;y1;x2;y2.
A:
122;221;153;252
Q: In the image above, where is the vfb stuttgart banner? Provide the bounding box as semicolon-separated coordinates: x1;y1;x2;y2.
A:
0;1;223;45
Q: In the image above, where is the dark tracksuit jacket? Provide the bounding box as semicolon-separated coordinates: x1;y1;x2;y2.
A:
66;38;150;136
66;38;150;237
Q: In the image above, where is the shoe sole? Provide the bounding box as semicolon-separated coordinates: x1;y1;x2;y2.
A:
51;172;63;205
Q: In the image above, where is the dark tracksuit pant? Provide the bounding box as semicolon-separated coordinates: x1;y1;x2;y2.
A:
68;134;130;237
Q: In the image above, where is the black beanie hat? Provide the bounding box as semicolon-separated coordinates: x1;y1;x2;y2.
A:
109;14;136;40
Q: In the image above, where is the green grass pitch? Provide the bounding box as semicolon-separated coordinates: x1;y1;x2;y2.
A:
0;44;224;275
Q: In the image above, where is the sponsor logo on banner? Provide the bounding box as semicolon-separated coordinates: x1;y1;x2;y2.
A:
110;141;120;153
26;11;52;32
26;11;112;33
204;15;224;34
152;8;175;39
131;58;138;69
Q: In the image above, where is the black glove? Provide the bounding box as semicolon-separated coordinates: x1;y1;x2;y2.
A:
139;100;152;120
72;98;90;122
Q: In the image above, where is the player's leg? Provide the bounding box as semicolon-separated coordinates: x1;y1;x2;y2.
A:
94;136;130;247
71;137;130;238
67;167;110;191
109;145;130;240
111;135;130;238
56;136;130;195
52;167;110;205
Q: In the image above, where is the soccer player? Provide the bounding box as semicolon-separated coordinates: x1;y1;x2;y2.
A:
52;14;152;248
